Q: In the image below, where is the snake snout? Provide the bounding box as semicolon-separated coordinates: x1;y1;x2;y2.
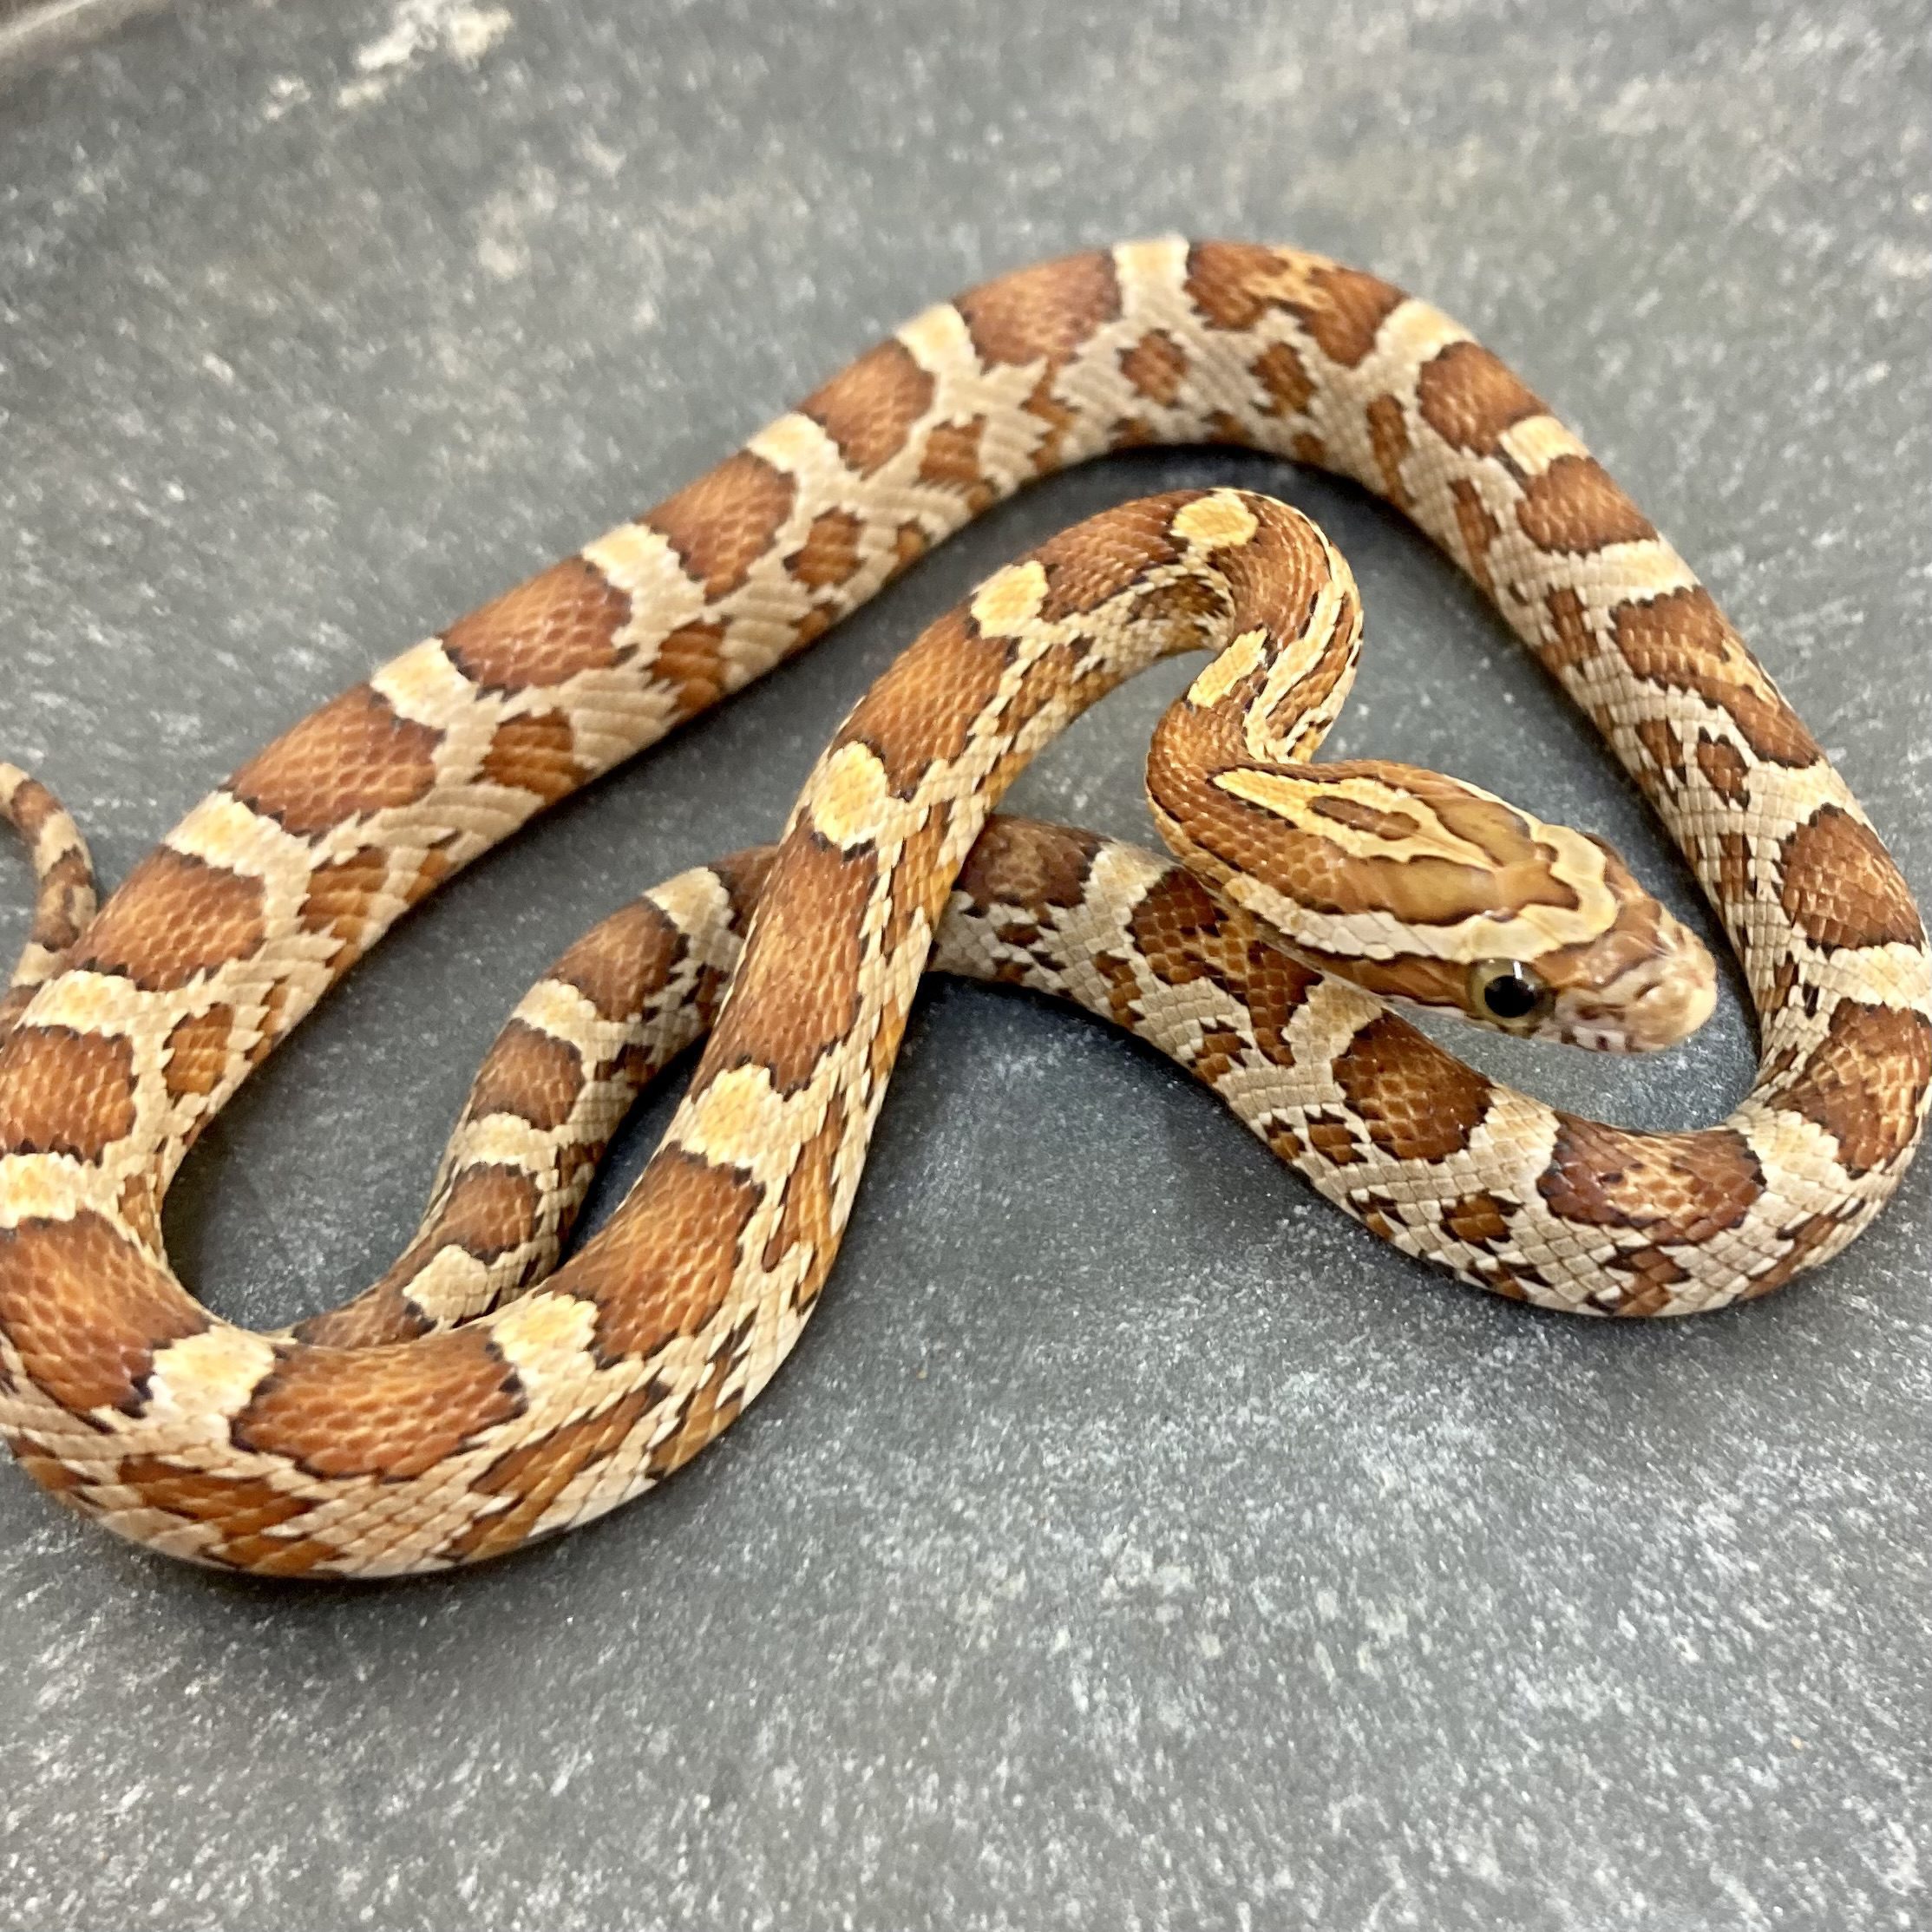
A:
1619;910;1720;1051
1549;906;1719;1053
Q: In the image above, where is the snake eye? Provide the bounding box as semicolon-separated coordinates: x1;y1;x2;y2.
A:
1469;959;1551;1026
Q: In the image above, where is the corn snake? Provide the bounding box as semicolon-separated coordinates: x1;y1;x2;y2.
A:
0;238;1924;1575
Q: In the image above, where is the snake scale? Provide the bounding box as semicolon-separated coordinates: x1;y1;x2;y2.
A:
0;239;1925;1577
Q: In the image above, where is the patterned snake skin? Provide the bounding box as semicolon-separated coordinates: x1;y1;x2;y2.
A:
0;240;1925;1577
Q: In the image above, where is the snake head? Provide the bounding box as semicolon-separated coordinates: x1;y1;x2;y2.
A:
1152;757;1718;1052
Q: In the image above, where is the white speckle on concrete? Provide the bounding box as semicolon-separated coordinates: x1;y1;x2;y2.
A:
337;0;512;107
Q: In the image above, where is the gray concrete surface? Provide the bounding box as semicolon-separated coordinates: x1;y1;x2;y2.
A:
2;3;1928;1928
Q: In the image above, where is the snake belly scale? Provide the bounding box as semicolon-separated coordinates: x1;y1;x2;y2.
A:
0;239;1924;1576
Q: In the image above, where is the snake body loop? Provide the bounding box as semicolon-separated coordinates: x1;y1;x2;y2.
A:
0;240;1924;1576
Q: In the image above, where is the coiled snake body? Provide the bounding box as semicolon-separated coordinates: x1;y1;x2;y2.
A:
0;240;1925;1576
